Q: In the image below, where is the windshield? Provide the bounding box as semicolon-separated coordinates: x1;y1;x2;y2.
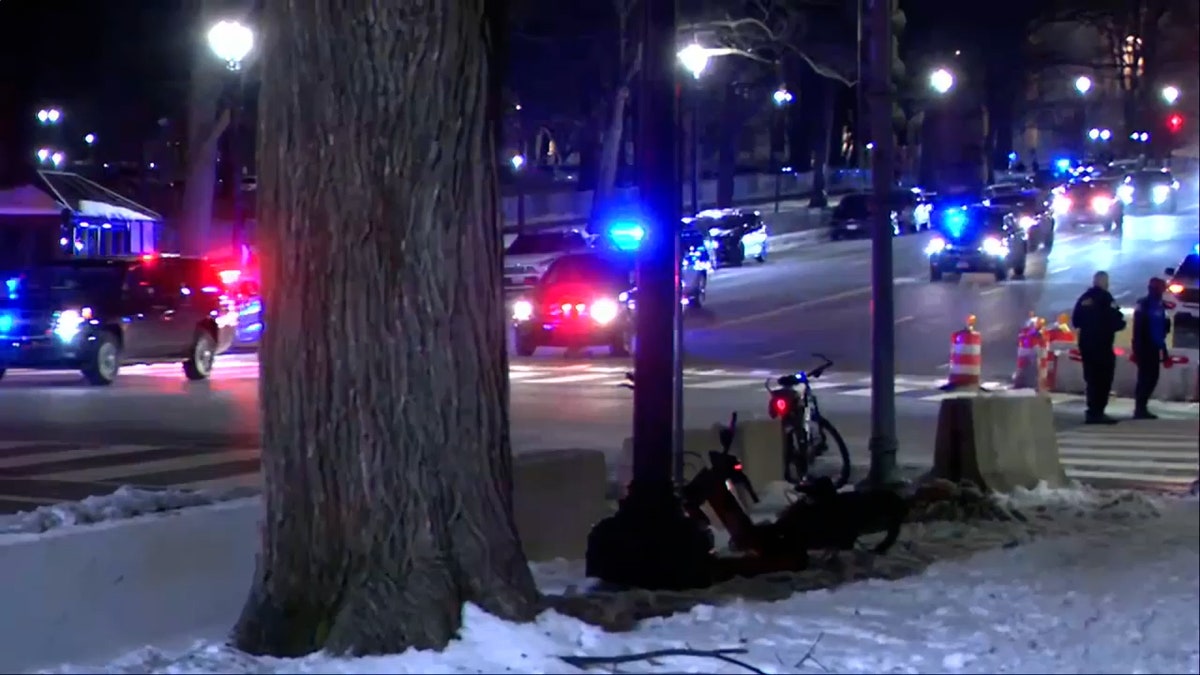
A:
987;192;1038;206
540;254;630;288
1176;254;1200;279
507;232;585;256
834;194;869;217
1129;171;1172;186
3;263;126;302
1066;182;1113;196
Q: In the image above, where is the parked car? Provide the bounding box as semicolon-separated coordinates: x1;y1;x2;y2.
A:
503;229;592;292
829;192;901;240
687;208;768;267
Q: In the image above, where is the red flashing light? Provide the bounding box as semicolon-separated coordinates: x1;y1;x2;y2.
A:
219;269;242;285
1167;113;1184;133
733;463;743;471
141;254;157;261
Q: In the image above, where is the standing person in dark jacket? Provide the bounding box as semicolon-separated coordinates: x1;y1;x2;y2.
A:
1131;277;1172;419
1071;271;1127;424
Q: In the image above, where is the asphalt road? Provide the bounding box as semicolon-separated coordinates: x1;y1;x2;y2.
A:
1;199;1197;512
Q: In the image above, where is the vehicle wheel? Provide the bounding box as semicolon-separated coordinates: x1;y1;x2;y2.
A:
929;265;943;282
689;274;707;308
81;331;121;386
609;330;632;357
0;367;6;381
183;330;217;381
514;333;538;357
995;266;1009;282
755;246;767;263
734;242;746;267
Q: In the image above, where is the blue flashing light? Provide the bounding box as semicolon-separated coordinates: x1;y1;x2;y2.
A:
1007;151;1017;162
1194;243;1199;254
942;207;968;239
608;222;645;251
0;312;12;336
4;277;18;300
1054;158;1071;173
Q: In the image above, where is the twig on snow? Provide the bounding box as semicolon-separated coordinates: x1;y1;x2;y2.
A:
793;632;829;672
560;647;765;673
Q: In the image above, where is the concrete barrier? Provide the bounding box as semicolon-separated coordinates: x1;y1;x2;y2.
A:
930;394;1067;493
616;418;784;496
0;448;608;672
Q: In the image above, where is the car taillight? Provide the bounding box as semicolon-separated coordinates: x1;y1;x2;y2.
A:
768;394;789;419
1167;282;1184;295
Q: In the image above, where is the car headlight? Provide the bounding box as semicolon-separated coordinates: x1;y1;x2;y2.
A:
924;237;946;256
1091;196;1112;214
1152;185;1170;204
1117;184;1134;204
708;227;732;237
1018;216;1036;230
53;307;92;341
591;298;620;325
981;237;1008;256
1052;196;1071;214
512;299;533;321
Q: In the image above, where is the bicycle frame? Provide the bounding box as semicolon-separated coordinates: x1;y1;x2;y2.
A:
766;354;833;484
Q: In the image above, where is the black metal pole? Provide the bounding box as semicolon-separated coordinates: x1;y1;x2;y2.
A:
691;86;700;214
771;108;781;213
630;0;679;489
856;0;866;171
517;182;526;232
230;72;246;256
866;0;898;487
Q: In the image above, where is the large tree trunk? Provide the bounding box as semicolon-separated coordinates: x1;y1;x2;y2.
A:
808;78;834;208
233;0;539;658
716;83;738;208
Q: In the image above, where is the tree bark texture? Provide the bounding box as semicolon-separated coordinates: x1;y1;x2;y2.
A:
233;0;539;658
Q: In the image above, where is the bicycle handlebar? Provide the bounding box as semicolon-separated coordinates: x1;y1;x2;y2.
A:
769;353;835;389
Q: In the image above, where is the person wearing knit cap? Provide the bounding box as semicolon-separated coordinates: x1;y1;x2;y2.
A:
1131;276;1172;419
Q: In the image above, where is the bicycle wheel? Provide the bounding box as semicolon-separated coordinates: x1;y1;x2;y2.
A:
782;424;808;485
812;416;851;489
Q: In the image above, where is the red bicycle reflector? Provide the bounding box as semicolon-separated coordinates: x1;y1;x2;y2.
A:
733;463;743;471
769;395;789;418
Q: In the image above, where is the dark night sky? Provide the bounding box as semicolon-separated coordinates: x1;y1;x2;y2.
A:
0;0;963;176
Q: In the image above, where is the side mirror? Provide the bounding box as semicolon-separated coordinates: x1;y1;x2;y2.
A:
1164;267;1175;276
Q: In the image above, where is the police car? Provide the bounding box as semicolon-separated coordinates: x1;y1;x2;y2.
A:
925;204;1030;282
1164;244;1200;348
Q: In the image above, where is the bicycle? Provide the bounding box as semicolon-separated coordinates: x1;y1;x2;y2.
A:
765;353;852;489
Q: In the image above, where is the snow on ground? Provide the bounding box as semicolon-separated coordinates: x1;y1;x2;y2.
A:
45;482;1199;675
0;486;256;536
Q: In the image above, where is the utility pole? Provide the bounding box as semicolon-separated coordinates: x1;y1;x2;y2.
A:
865;0;898;487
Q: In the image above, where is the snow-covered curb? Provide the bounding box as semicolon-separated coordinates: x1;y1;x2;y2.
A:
36;483;1197;674
0;485;255;536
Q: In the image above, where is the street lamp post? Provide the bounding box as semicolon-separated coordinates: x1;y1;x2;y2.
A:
678;44;710;216
1074;76;1093;153
208;20;255;258
511;154;527;232
771;88;793;213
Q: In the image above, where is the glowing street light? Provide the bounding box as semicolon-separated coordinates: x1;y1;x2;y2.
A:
36;148;50;162
1162;85;1180;105
50;152;65;168
677;43;711;79
510;154;525;171
37;108;62;124
84;133;96;145
1075;76;1092;95
772;88;793;105
929;68;954;95
208;20;254;70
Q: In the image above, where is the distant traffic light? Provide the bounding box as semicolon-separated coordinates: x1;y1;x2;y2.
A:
1167;113;1184;133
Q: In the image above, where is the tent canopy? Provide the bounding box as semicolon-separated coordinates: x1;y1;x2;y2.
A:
0;169;161;221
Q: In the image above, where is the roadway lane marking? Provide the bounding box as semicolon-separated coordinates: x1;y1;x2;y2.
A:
760;350;795;359
1058;456;1196;471
980;287;1005;296
0;445;159;471
704;286;872;330
516;373;616;384
895;315;915;324
839;385;921;397
33;448;262;483
1048;265;1072;274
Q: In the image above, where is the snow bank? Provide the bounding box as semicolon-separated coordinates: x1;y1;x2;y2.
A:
0;486;255;536
44;484;1198;674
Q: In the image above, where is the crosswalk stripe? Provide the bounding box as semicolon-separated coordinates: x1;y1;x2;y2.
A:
686;378;762;390
1059;456;1196;471
1059;436;1198;450
1065;469;1196;485
0;445;158;471
33;448;261;482
1057;447;1197;459
517;373;617;384
841;385;923;397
